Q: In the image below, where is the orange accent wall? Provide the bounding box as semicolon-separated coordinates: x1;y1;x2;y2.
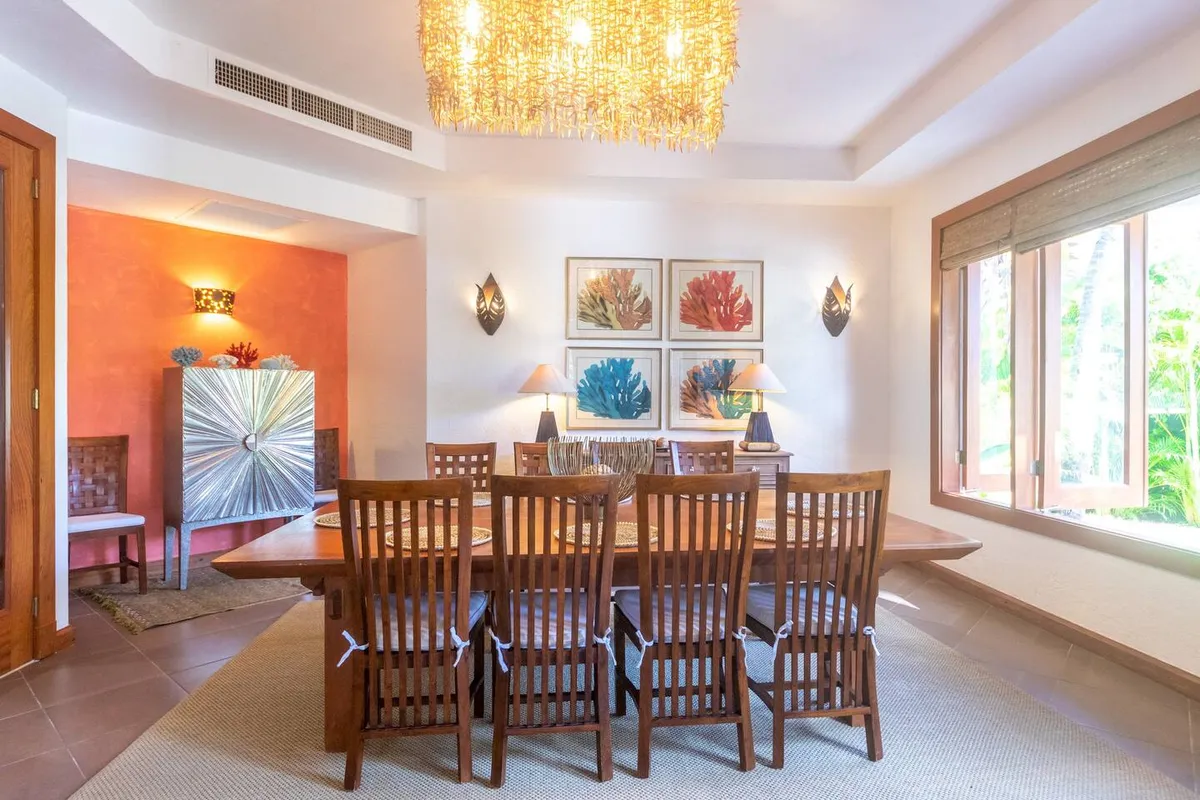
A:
67;207;348;570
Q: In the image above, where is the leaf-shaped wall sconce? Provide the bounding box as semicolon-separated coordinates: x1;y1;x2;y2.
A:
475;273;506;335
822;276;853;337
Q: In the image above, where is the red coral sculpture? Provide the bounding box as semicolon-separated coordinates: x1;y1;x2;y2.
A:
678;270;753;332
225;341;259;369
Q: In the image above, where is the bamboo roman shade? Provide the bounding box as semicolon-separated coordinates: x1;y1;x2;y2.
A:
939;113;1200;270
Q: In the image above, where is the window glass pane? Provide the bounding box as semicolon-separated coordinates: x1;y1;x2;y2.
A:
978;253;1011;476
1054;223;1127;486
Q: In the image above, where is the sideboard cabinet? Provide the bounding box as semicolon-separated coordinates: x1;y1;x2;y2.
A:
653;448;793;488
162;367;315;588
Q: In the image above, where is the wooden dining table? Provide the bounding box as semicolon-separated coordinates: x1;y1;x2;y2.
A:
213;495;981;752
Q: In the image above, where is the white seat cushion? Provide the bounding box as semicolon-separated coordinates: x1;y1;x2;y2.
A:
314;488;339;504
68;512;145;534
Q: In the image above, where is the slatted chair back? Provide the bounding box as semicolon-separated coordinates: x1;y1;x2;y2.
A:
775;471;890;716
338;477;475;732
636;471;758;720
314;428;340;491
68;435;129;516
426;442;497;491
513;442;551;476
489;473;618;732
669;440;735;475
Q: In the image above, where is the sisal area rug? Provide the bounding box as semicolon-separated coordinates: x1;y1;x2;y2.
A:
78;565;309;633
71;603;1195;799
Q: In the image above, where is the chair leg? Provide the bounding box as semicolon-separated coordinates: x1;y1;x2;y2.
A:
136;526;148;595
863;652;883;762
594;658;613;782
614;624;627;717
636;652;653;779
735;651;756;772
473;625;486;718
344;667;366;790
456;657;473;783
771;648;786;769
118;536;129;584
490;666;510;787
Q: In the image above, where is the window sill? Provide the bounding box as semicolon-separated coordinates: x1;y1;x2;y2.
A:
930;491;1200;579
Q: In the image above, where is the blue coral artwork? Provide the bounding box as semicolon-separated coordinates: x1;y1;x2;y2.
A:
567;348;662;430
668;349;763;430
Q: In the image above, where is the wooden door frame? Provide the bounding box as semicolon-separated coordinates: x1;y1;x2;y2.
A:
0;108;63;659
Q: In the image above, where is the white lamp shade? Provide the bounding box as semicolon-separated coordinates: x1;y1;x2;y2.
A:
519;364;575;395
728;363;786;393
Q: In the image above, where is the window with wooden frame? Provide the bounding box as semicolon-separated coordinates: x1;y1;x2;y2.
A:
931;91;1200;577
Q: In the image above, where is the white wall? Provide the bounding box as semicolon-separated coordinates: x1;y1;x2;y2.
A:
347;233;429;479
0;54;70;631
421;195;892;474
890;28;1200;675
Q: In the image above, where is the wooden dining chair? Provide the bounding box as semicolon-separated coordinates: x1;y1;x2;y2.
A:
513;442;552;476
67;436;148;594
613;471;760;778
489;473;619;786
743;471;890;767
670;440;736;475
426;442;497;491
337;477;487;789
313;427;340;508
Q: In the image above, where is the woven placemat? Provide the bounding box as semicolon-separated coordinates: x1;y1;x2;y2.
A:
313;508;403;529
752;517;835;543
786;497;867;518
384;526;493;550
553;521;657;548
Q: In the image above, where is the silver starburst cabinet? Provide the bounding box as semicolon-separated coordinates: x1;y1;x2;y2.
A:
162;367;315;589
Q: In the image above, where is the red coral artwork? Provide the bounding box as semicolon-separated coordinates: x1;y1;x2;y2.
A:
678;270;754;332
225;341;259;369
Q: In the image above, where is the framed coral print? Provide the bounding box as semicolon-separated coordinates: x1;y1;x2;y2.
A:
566;348;662;430
668;259;764;341
566;257;663;339
668;349;763;431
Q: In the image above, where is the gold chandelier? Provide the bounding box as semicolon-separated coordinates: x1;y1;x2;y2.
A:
418;0;739;151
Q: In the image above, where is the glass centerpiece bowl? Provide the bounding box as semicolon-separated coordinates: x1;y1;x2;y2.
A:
546;437;657;504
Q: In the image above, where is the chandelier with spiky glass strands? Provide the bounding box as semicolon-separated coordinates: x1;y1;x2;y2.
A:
418;0;739;151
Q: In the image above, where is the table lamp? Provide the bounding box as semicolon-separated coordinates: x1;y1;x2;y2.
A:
518;364;575;442
729;363;786;448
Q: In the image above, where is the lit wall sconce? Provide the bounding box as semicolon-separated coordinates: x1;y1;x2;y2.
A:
821;276;852;337
475;273;506;335
194;287;236;316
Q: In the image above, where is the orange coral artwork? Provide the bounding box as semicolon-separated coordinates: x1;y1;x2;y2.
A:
577;269;653;330
670;260;763;342
678;270;753;331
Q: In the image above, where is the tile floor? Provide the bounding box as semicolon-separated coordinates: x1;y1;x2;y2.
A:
0;565;1195;799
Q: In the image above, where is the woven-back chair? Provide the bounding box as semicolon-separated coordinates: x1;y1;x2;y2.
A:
513;442;551;476
67;435;147;594
337;477;487;788
489;473;619;786
426;442;497;491
669;440;736;475
743;471;890;767
613;472;759;778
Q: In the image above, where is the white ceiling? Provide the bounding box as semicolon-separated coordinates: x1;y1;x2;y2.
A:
68;163;408;252
3;0;1200;253
126;0;1014;147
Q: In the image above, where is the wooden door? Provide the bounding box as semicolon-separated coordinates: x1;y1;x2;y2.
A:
0;133;38;674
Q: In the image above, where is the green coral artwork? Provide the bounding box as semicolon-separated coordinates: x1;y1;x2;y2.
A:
680;358;752;420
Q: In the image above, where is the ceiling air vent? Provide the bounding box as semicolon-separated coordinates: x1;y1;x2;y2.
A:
212;58;413;152
214;60;288;108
